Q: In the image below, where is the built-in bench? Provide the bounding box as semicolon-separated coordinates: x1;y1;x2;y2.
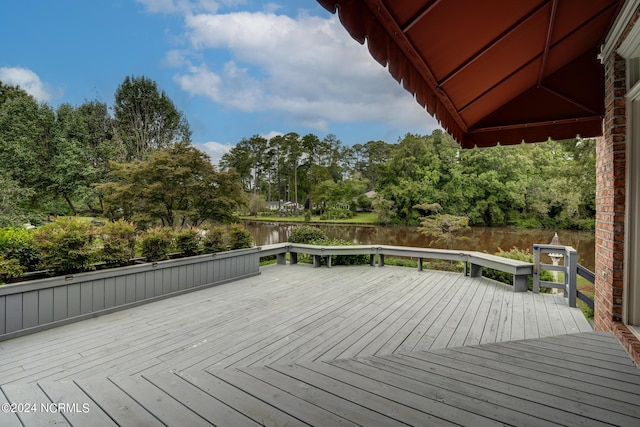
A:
258;243;533;292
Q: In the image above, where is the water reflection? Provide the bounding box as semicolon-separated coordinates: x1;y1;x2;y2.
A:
244;221;595;271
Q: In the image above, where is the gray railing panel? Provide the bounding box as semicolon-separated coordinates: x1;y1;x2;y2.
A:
93;280;105;311
105;277;116;309
81;282;92;314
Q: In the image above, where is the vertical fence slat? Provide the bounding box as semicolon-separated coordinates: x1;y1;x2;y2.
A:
22;291;38;328
38;288;54;325
5;294;22;333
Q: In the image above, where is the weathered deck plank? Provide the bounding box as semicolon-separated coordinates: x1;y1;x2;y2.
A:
4;264;639;426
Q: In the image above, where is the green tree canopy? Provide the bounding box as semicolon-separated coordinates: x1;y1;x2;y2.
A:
97;142;246;228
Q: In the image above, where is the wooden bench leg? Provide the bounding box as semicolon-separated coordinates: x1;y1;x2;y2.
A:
378;254;385;267
277;253;286;265
418;257;423;271
327;255;332;268
513;275;528;292
470;263;482;277
290;252;298;264
370;254;375;266
313;255;321;267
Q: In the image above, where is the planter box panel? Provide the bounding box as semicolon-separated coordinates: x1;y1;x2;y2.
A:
80;282;93;315
104;278;116;309
213;260;221;283
178;266;187;292
22;291;38;329
0;296;5;334
154;270;163;297
92;280;105;312
135;272;146;301
53;287;67;321
125;275;136;304
170;268;179;293
5;294;22;333
67;284;81;317
162;269;171;295
186;264;194;289
145;271;155;299
115;277;126;306
38;288;54;325
206;261;214;284
193;263;202;287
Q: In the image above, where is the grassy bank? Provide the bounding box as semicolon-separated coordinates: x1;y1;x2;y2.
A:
240;212;378;224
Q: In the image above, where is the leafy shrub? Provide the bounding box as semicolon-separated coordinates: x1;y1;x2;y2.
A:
33;217;95;274
482;247;553;291
98;220;136;265
288;226;327;243
140;227;173;262
0;255;25;284
203;226;227;253
320;209;354;220
228;224;253;250
316;238;369;266
0;226;40;271
175;227;202;256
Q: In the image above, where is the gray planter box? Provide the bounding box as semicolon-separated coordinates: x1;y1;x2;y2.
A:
0;248;261;341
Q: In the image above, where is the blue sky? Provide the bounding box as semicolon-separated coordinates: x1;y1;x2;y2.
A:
1;0;439;164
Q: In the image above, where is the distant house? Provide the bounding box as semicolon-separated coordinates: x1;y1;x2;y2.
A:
267;201;303;212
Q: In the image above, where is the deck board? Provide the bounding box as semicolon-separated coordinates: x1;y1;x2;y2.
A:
2;263;639;426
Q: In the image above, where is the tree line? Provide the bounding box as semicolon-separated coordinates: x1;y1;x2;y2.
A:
220;130;595;229
1;75;595;230
0;76;244;228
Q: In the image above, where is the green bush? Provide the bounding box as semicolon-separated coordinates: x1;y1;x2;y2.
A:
320;209;354;220
0;255;25;284
288;226;327;243
98;220;136;265
140;227;173;262
203;226;227;253
33;217;95;274
308;238;369;266
228;224;253;250
482;247;553;291
175;227;202;256
0;226;40;271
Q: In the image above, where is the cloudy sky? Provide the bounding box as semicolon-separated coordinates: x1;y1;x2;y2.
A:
1;0;440;163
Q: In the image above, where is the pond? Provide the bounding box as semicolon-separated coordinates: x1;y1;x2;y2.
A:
243;221;596;272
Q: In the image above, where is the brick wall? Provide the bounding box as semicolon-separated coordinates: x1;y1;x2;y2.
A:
595;4;640;365
594;52;627;332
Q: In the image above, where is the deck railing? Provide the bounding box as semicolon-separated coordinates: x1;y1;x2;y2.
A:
532;244;594;309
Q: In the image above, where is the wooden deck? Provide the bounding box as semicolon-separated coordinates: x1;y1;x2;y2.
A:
1;264;638;426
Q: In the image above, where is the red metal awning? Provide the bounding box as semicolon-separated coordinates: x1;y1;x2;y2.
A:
317;0;623;148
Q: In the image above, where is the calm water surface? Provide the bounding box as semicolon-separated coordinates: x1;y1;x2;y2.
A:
244;221;596;271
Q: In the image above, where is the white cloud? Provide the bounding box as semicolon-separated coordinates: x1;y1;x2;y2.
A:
0;66;53;102
195;140;233;166
171;11;438;132
136;0;245;15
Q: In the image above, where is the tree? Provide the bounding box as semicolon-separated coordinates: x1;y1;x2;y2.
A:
418;214;469;249
98;142;246;227
113;75;191;160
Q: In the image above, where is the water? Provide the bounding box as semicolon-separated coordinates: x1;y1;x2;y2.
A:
243;221;596;271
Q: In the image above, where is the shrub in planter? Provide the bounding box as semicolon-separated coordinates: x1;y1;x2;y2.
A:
203;226;227;253
0;226;40;271
98;220;136;266
483;247;553;291
0;255;25;284
228;224;253;250
33;217;95;275
175;227;202;256
140;227;173;262
288;226;327;243
311;238;369;266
